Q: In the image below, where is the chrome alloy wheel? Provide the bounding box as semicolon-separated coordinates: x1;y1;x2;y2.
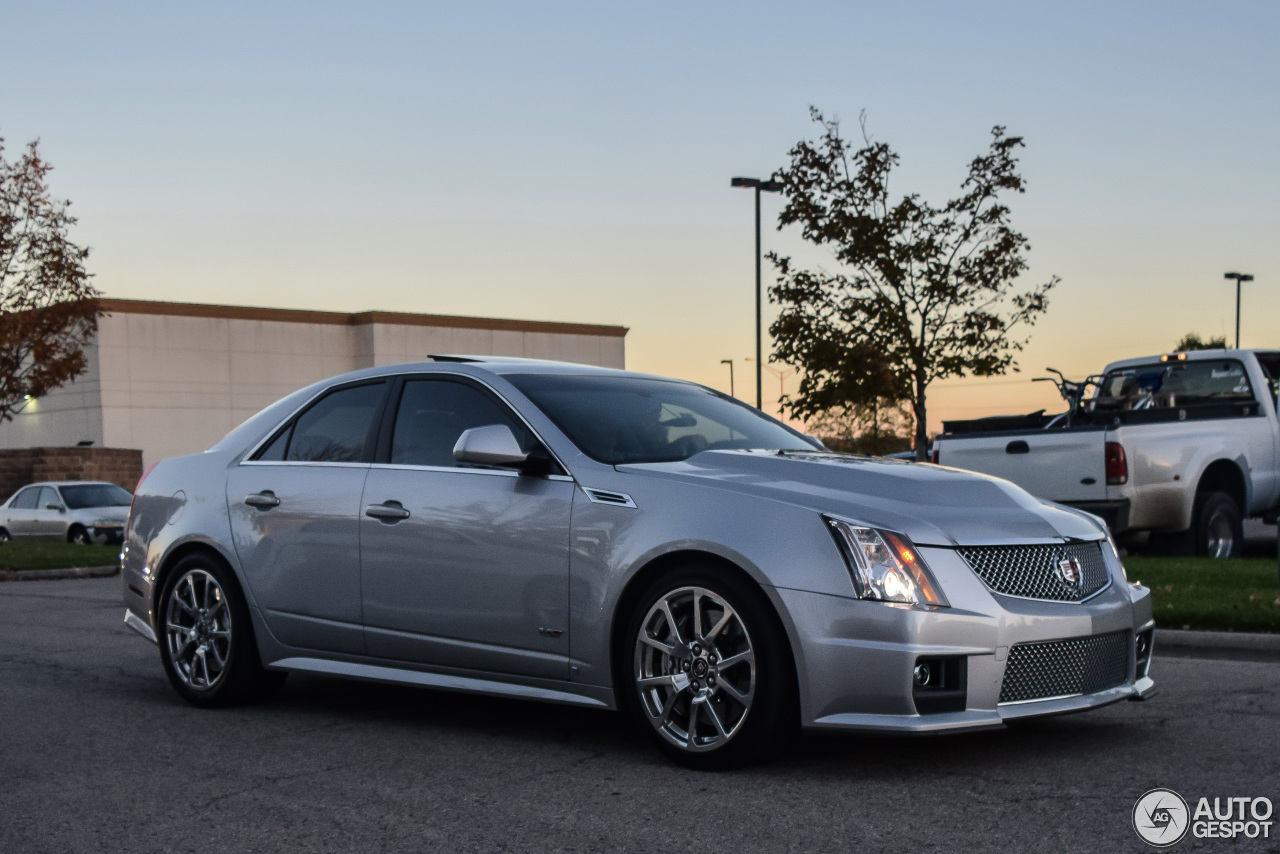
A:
1205;510;1235;559
634;586;756;753
165;568;232;690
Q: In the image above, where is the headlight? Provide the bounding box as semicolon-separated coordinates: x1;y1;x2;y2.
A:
1102;528;1130;584
825;516;948;607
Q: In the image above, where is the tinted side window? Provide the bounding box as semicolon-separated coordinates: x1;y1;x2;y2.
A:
390;380;528;467
11;488;39;510
38;486;61;509
286;382;386;463
255;426;291;461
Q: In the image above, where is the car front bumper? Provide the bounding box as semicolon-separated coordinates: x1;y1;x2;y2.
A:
779;544;1155;734
92;524;125;545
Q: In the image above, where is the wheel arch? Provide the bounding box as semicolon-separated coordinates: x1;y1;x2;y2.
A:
607;548;802;713
150;538;242;617
1196;458;1248;517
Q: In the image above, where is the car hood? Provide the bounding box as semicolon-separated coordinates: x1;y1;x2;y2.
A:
618;450;1102;547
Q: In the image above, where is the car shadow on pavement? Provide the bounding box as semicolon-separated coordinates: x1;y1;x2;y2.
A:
240;672;1153;776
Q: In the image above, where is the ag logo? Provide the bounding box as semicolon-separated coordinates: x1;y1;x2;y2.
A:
1054;554;1083;588
1133;788;1190;846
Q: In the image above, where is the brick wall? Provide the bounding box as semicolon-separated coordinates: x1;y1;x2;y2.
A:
0;448;144;501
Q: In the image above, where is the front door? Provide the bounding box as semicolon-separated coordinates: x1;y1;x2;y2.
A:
32;486;67;537
360;376;574;680
226;380;389;655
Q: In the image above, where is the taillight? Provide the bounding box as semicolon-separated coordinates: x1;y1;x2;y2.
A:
1105;442;1127;485
930;449;940;465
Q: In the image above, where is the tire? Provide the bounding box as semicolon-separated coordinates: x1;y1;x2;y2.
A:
618;565;797;770
1193;491;1242;558
157;553;286;707
67;525;91;545
0;528;10;543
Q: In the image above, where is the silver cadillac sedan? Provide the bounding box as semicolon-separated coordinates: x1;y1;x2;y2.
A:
122;357;1156;768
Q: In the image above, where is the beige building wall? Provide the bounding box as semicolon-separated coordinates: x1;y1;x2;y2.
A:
1;299;627;468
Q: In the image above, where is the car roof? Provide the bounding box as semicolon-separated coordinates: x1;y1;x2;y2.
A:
19;481;125;489
316;355;697;385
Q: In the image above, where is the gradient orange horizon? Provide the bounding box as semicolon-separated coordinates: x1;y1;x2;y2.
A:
3;3;1273;436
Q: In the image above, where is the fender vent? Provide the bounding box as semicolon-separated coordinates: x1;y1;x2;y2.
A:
582;488;637;509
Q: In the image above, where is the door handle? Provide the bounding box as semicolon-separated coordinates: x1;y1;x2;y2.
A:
365;501;410;522
244;491;281;509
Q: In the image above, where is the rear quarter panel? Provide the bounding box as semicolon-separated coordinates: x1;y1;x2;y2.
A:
121;452;240;634
1115;418;1267;530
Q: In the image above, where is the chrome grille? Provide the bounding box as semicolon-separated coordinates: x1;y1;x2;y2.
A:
999;631;1131;704
956;542;1110;602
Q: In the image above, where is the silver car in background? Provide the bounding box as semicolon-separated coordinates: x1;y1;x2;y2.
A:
122;358;1156;768
2;481;132;545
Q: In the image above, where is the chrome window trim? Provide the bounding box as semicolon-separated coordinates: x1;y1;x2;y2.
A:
368;462;574;481
238;370;576;480
238;461;372;469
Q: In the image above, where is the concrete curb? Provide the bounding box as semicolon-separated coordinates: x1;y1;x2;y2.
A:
0;565;119;582
1157;628;1280;662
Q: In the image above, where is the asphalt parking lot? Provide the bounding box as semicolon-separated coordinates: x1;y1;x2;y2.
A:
2;578;1277;853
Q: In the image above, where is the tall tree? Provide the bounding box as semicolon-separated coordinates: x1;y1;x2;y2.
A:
768;109;1058;459
0;136;100;420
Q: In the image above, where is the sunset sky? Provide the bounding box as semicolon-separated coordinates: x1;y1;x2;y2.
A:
3;1;1277;433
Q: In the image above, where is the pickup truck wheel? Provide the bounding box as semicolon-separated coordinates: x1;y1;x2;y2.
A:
1194;491;1242;559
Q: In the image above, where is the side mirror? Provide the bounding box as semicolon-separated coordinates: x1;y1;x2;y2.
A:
453;424;529;468
46;504;65;513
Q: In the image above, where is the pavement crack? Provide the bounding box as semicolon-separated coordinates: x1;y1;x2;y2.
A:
199;762;361;811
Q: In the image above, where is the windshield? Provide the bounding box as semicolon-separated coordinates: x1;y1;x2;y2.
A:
59;483;133;509
505;373;821;465
1095;360;1255;410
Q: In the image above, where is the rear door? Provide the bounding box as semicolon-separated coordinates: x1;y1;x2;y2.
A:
226;380;389;656
938;429;1109;503
4;487;41;536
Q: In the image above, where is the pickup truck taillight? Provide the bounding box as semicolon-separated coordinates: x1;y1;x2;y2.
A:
1105;442;1128;485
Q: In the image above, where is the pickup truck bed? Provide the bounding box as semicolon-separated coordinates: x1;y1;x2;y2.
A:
934;349;1280;556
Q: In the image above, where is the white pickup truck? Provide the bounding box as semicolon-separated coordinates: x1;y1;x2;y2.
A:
933;348;1280;557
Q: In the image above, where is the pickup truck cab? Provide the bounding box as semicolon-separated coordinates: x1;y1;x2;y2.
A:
933;349;1280;556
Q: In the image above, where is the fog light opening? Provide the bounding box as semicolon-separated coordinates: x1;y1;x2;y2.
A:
912;656;968;715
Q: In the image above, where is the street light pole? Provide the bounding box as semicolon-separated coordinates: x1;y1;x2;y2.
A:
720;359;735;398
1224;272;1255;349
732;177;783;409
